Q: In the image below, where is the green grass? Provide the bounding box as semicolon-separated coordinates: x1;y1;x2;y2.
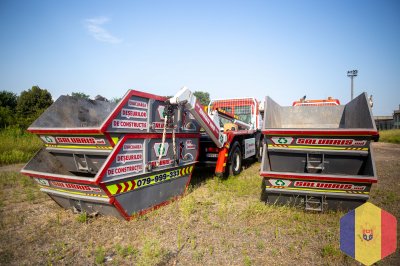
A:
76;212;88;223
94;246;105;265
379;129;400;144
114;244;138;258
47;241;69;263
0;127;42;165
0;172;46;205
137;238;167;266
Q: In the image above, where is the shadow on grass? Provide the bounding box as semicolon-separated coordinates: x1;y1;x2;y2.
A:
242;158;258;170
189;166;215;188
189;158;259;189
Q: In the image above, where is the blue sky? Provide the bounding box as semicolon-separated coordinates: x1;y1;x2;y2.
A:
0;0;399;115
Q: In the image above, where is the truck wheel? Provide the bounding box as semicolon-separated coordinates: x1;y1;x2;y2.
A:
228;144;242;176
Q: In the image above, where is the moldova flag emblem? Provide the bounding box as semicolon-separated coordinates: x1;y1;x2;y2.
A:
340;202;397;265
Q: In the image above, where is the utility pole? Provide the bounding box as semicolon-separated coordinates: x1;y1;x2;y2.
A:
347;70;358;100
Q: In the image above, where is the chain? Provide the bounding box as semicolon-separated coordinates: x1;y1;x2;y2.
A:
157;114;168;166
172;116;177;165
157;104;177;167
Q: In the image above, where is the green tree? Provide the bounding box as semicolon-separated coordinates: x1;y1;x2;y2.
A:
193;91;210;106
0;91;18;128
16;86;53;129
71;92;90;100
0;106;14;128
0;91;18;110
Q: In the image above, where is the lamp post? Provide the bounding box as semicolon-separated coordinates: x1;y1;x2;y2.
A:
347;70;358;100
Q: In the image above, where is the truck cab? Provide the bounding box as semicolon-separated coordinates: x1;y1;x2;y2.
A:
198;97;264;176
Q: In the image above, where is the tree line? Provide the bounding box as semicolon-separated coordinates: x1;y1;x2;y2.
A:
0;86;102;130
0;86;211;130
0;86;53;130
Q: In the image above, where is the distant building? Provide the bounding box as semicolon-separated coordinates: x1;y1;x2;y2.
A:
374;116;393;130
393;105;400;129
374;104;400;130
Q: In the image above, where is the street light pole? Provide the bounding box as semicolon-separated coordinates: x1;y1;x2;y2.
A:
347;70;358;100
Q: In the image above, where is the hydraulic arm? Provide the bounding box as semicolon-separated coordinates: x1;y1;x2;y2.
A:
169;87;226;148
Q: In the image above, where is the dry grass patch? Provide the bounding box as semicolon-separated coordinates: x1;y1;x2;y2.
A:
0;127;42;166
379;129;400;144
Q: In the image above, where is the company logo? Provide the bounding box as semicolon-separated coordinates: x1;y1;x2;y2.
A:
34;178;49;186
148;158;174;167
152;122;165;130
179;142;194;162
268;179;292;187
153;143;169;157
40;136;56;144
157;105;166;120
128;99;148;109
184;122;197;131
51;181;101;192
270;137;293;145
49;136;106;145
185;140;196;150
294;181;366;191
181;153;194;161
121;108;147;119
296;138;367;146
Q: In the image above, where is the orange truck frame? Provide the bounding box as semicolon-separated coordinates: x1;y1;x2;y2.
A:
292;96;340;106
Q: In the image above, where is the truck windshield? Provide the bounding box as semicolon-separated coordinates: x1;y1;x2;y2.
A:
211;100;254;126
234;105;252;124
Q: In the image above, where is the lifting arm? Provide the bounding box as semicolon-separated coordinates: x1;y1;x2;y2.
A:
169;87;226;148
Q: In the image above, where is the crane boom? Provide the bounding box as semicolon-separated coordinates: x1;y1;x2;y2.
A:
169;87;226;148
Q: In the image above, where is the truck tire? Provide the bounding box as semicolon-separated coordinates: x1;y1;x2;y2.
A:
228;143;242;176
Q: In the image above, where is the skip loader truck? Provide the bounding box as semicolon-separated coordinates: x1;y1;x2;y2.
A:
21;87;264;220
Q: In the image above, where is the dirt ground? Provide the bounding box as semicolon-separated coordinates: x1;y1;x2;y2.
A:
0;163;25;173
0;142;399;265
